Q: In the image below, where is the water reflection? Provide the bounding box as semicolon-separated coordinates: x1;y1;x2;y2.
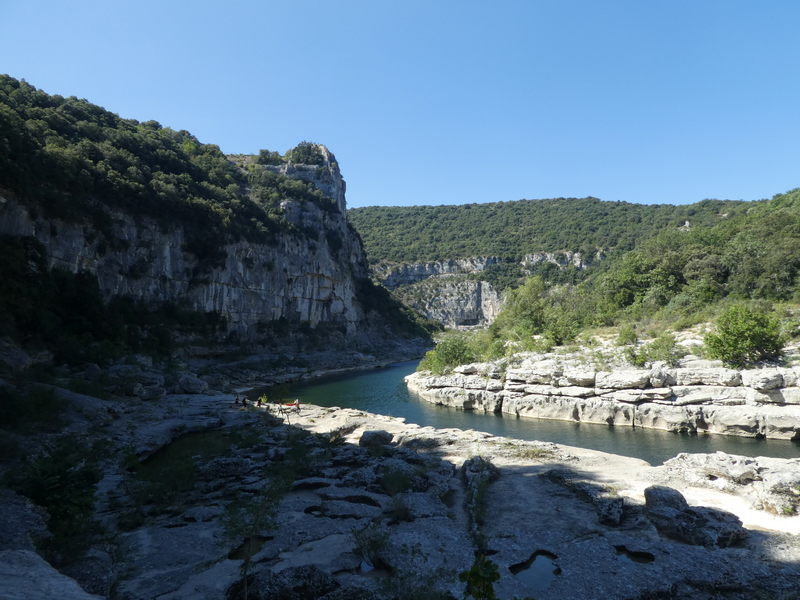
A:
247;360;800;466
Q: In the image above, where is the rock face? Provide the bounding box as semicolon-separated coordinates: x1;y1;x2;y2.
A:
407;359;800;441
521;250;602;271
0;148;405;350
395;279;502;329
372;252;605;329
373;256;502;290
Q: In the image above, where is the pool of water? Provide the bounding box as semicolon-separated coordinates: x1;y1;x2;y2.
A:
247;360;800;466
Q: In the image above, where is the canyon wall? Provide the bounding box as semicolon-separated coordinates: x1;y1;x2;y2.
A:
0;149;411;351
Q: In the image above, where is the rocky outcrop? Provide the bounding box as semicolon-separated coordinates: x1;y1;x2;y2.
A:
644;485;748;548
0;148;412;352
521;250;598;271
260;146;347;214
394;279;502;329
373;257;502;290
407;360;800;441
0;550;104;600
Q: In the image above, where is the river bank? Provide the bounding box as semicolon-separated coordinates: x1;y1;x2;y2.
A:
1;380;799;600
1;340;799;600
407;350;800;442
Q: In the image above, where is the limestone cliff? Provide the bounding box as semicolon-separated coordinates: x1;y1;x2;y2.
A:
0;148;417;352
372;251;605;329
392;278;502;329
374;256;502;289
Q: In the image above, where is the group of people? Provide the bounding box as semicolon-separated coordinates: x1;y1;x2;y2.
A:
232;394;301;411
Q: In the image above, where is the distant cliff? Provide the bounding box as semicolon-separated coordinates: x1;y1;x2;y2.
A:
370;252;600;329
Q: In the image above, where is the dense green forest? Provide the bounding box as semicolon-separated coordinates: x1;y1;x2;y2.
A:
0;75;337;267
348;197;750;266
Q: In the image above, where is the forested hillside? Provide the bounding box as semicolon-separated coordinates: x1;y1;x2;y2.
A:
348;197;749;265
417;187;800;370
0;75;337;267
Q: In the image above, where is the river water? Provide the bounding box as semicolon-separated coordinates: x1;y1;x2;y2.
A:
248;360;800;466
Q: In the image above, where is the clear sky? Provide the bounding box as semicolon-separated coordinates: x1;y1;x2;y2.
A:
2;1;799;209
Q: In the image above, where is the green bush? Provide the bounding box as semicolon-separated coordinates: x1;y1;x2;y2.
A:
417;333;476;374
615;323;638;346
704;305;784;368
643;333;686;366
624;333;686;367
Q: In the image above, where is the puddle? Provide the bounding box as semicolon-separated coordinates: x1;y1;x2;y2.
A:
228;535;272;560
284;490;321;503
138;427;257;473
510;550;562;591
357;560;391;579
614;546;655;564
318;494;381;507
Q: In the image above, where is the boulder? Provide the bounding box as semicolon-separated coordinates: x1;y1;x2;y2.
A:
558;367;596;387
649;366;675;387
644;485;690;511
741;369;784;391
644;485;747;548
199;374;228;390
137;385;166;401
673;368;741;387
596;370;651;389
358;430;393;448
83;363;102;381
179;374;209;394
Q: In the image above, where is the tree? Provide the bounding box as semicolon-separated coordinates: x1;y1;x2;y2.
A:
704;304;784;368
494;276;547;337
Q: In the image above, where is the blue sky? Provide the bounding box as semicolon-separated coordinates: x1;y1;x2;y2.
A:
2;1;799;209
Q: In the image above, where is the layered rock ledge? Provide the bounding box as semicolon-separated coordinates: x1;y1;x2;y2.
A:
406;358;800;440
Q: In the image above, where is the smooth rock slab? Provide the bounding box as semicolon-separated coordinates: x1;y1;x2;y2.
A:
0;550;104;600
670;385;748;406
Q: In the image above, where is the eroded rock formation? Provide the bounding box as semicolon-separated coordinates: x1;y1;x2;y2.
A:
407;359;800;441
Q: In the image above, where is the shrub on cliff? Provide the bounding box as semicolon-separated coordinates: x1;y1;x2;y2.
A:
704;304;784;368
